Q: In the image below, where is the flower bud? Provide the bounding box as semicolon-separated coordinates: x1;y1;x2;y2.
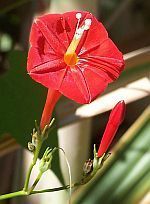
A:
98;101;126;157
39;147;54;173
28;142;35;152
83;159;93;174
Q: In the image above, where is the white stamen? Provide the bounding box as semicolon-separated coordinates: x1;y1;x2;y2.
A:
84;25;90;30
75;34;81;39
84;19;92;30
75;26;85;39
75;14;92;38
67;14;92;50
85;19;92;26
76;27;84;35
75;13;82;35
76;13;82;20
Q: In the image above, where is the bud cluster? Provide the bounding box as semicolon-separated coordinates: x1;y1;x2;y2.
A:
28;119;55;152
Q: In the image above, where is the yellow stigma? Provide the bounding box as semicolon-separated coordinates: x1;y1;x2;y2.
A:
64;13;92;66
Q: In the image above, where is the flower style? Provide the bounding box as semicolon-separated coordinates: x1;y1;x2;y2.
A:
97;100;126;157
27;11;124;104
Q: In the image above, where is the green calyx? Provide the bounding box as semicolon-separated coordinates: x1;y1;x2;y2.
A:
81;144;111;184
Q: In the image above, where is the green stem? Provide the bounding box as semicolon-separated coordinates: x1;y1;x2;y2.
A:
0;191;27;200
0;183;80;200
31;183;79;194
28;171;43;194
23;139;43;191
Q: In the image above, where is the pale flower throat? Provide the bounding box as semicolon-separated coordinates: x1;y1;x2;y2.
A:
64;13;92;66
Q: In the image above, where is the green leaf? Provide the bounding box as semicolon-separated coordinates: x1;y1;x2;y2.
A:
0;50;62;180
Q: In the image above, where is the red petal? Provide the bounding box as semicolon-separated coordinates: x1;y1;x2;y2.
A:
35;15;67;53
27;21;62;72
78;14;108;55
29;66;67;91
70;66;90;102
58;65;108;104
79;38;124;82
97;101;126;157
58;68;88;104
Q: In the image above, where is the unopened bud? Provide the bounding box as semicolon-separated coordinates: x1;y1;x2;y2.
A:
32;132;38;147
39;147;53;173
28;142;35;152
83;159;93;174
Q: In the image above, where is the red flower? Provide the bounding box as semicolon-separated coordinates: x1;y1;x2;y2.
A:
97;101;126;157
27;11;124;104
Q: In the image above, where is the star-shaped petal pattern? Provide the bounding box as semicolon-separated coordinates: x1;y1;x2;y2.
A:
27;11;124;104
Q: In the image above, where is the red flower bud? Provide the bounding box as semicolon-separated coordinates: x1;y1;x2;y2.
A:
27;11;124;104
97;101;126;157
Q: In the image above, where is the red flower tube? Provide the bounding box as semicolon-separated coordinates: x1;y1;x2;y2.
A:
27;11;124;104
97;100;126;157
40;88;61;129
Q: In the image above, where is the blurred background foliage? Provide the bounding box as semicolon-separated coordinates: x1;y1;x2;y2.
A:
0;0;150;203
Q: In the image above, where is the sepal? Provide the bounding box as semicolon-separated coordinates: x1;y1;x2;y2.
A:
81;145;111;184
39;147;56;173
41;118;55;139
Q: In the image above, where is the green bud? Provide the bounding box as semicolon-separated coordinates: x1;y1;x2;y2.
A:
32;132;38;147
28;142;35;152
83;159;93;175
39;147;53;173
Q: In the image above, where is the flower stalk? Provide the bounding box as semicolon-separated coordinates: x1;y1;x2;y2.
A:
0;101;126;201
23;138;43;191
0;113;58;201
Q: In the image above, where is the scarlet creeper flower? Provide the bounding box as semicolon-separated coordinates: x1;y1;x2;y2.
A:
27;11;125;129
27;11;124;104
97;100;126;157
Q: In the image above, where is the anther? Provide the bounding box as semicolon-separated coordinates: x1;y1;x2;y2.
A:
75;27;84;39
84;19;92;30
76;13;82;20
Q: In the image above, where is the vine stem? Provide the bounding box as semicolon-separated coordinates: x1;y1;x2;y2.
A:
28;171;43;194
0;183;80;200
31;183;79;194
0;191;27;200
23;139;43;191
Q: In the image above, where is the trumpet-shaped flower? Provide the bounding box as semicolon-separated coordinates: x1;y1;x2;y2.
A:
27;11;124;105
